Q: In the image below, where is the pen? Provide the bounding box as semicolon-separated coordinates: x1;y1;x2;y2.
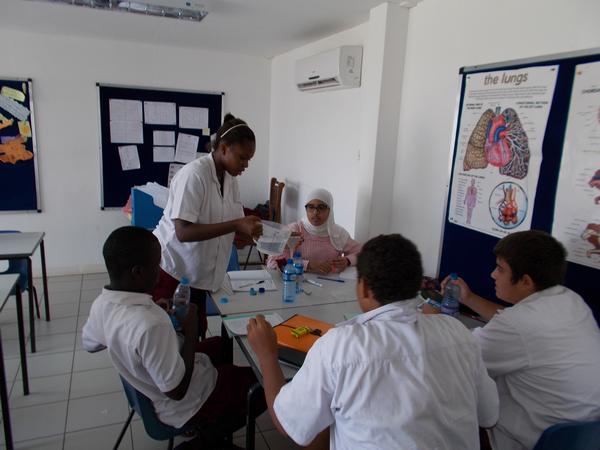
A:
317;276;345;283
238;280;265;288
305;279;323;288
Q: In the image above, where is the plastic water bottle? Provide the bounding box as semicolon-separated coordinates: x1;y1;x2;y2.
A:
293;251;304;294
282;259;297;303
441;273;460;318
171;277;191;329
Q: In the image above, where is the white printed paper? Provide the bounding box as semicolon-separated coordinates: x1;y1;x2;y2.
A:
153;146;174;163
448;65;558;238
118;145;140;171
168;163;185;186
223;313;283;336
175;133;199;163
553;61;600;270
144;101;176;125
109;99;142;122
153;130;175;146
227;270;276;291
179;106;208;129
110;120;144;144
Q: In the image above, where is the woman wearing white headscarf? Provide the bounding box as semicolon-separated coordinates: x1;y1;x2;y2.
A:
266;188;362;274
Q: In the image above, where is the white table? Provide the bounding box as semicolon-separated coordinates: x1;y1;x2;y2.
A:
0;231;51;353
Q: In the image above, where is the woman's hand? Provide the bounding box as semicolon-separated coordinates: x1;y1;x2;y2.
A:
236;216;263;239
330;257;350;273
307;260;332;275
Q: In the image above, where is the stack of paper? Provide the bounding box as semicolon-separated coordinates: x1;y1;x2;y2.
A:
227;269;276;291
223;313;283;336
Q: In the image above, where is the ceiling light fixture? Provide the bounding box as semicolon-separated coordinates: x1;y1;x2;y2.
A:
27;0;209;22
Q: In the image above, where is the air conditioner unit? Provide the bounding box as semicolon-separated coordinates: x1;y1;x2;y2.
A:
295;46;363;92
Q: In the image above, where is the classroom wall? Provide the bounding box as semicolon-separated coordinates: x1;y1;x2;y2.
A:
0;29;271;275
268;24;367;234
391;0;600;276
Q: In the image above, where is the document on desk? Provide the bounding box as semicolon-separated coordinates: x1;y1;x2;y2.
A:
223;313;284;336
227;269;276;291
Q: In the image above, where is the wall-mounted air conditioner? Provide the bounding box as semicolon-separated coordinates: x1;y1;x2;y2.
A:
295;46;363;92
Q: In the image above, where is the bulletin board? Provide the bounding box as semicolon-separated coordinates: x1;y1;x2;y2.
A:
97;84;223;208
438;48;600;322
0;78;41;212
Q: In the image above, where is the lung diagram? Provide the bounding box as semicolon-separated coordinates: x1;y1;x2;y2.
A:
463;107;530;179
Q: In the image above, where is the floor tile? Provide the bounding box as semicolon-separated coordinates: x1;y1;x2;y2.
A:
256;410;275;433
129;420;189;450
1;338;24;360
39;275;82;283
76;316;88;333
72;350;112;373
35;316;78;337
262;429;303;449
27;352;73;378
79;289;101;304
41;291;80;306
6;433;64;449
233;430;269;450
81;273;108;281
2;401;68;442
9;374;70;409
66;392;129;432
74;333;85;351
43;303;78;320
69;367;122;399
78;302;93;316
63;423;132;450
3;358;21;385
46;280;82;294
81;278;108;291
32;333;76;356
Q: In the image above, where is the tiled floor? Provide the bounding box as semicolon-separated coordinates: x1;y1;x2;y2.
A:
0;273;301;450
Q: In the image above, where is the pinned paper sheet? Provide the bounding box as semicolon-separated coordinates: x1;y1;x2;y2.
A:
109;99;142;122
118;145;141;171
110;121;143;144
153;146;174;162
223;313;284;336
202;128;210;136
1;86;25;102
18;121;31;138
175;133;199;163
144;101;176;125
168;163;185;186
0;94;30;121
153;130;175;146
179;106;208;129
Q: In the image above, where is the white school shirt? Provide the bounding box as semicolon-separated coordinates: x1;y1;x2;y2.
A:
472;286;600;450
81;289;217;428
274;300;499;449
154;154;244;291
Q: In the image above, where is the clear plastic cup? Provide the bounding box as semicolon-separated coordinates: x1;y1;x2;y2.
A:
255;220;292;255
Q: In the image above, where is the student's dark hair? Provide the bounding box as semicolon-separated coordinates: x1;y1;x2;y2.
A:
493;230;567;290
356;234;423;304
103;226;158;281
212;113;255;151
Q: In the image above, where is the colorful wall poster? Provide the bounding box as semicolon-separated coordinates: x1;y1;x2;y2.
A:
448;65;558;238
553;61;600;270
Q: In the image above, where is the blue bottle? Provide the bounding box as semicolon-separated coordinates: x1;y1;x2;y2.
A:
170;277;191;330
293;251;304;294
441;273;460;318
282;259;297;303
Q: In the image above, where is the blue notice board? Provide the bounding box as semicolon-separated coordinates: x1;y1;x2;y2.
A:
0;78;40;212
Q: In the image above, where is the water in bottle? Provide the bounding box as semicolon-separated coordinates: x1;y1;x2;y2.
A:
441;273;460;318
293;251;304;294
171;277;191;330
282;259;297;303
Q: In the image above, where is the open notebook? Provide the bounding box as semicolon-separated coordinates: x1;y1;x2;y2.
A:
227;269;276;291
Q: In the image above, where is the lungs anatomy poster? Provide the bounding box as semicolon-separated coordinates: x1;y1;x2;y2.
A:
553;61;600;270
448;65;558;238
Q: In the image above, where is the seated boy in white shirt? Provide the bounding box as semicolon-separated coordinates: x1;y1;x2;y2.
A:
82;226;263;449
442;230;600;450
247;233;499;449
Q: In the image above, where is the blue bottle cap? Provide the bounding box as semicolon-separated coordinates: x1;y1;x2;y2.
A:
287;258;293;264
450;273;458;280
293;251;301;258
249;288;257;296
219;297;228;304
180;277;189;285
258;287;265;294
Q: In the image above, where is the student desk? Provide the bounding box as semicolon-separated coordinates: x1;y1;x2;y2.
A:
0;232;51;353
0;274;31;450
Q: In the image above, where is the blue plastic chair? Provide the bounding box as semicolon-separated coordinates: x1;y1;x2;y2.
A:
532;420;600;450
0;230;41;319
114;376;193;450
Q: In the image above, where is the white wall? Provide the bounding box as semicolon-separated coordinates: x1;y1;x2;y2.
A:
391;0;600;276
0;29;271;275
269;24;367;234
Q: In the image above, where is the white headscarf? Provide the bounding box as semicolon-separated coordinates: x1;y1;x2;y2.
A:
301;188;350;251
